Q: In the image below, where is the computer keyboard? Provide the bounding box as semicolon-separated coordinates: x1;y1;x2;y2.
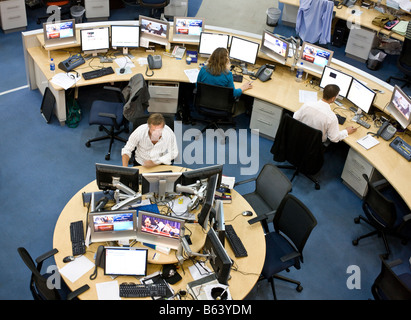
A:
225;224;248;257
356;118;371;129
82;67;114;80
233;74;243;82
119;283;167;298
70;220;86;256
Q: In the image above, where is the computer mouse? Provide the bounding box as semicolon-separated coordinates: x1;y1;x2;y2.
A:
120;68;125;74
242;211;253;216
63;256;75;263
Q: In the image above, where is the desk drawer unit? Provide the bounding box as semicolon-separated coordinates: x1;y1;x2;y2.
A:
250;99;283;139
85;0;109;20
345;28;376;62
0;0;27;32
148;81;179;113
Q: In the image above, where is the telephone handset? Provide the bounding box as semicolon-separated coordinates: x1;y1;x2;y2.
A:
377;121;397;141
90;245;105;280
146;54;162;77
255;64;275;82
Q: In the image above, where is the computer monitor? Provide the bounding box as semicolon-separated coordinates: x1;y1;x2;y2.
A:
386;85;411;129
104;247;148;277
96;163;139;193
141;172;182;200
173;17;204;43
139;15;170;47
80;27;110;56
211;200;225;245
298;42;333;74
260;31;289;65
319;66;353;98
203;227;232;285
43;19;77;48
197;174;219;230
111;25;139;55
198;32;230;57
181;164;223;187
88;209;138;243
136;211;185;250
229;36;260;65
347;78;376;118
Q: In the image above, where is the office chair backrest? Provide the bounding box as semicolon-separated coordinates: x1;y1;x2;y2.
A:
273;194;317;260
362;174;397;229
255;164;292;211
399;36;411;68
137;0;170;8
195;82;236;113
372;255;411;300
17;247;61;300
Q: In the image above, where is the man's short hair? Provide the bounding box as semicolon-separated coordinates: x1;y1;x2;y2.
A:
323;84;340;100
147;113;165;126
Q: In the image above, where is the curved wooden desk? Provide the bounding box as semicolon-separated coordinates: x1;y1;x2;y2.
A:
53;165;266;300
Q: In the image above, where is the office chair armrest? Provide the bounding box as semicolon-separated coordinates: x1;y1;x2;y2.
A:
247;210;276;225
98;112;116;120
371;178;389;190
66;284;90;300
35;248;58;264
280;251;301;263
103;86;121;93
234;177;256;187
402;213;411;222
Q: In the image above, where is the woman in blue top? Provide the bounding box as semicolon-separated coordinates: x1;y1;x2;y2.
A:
197;47;253;98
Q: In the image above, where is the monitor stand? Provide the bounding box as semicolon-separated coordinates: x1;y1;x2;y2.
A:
111;177;142;210
351;107;364;122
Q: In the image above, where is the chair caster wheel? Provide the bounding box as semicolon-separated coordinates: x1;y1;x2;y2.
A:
296;285;303;292
352;239;358;246
354;217;360;224
85;142;91;148
315;183;320;190
105;154;110;160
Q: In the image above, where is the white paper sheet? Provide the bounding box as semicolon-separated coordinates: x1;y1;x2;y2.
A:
357;134;380;150
96;281;121;300
58;255;94;283
299;90;317;103
184;68;199;83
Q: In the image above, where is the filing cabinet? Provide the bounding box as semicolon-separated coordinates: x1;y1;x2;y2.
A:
249;98;283;139
147;81;179;114
0;0;27;32
345;27;376;62
85;0;110;21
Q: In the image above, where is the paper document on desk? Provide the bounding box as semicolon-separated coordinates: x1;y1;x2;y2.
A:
58;255;94;283
357;134;380;150
184;68;199;83
299;90;317;103
96;281;121;300
115;56;135;69
50;73;79;90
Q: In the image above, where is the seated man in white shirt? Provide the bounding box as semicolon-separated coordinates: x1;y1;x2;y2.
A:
121;113;178;167
293;84;357;144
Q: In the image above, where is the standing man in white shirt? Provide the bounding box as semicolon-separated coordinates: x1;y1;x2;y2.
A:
293;84;357;144
121;113;178;167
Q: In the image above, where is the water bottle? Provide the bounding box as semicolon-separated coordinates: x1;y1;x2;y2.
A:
50;58;55;73
295;62;303;82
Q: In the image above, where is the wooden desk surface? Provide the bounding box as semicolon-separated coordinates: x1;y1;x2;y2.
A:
53;165;265;300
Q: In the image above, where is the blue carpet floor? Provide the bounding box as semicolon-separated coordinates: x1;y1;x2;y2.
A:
1;2;410;301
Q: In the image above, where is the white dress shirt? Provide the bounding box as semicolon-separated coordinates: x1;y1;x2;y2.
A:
293;99;348;143
121;124;178;165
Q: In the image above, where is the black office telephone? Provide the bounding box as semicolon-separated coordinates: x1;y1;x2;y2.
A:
255;64;275;82
146;54;162;77
377;121;397;141
90;245;105;280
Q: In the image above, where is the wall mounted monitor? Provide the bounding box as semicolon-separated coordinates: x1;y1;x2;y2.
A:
139;15;170;47
80;27;110;56
43;19;77;48
173;17;204;43
260;30;289;65
96;163;139;193
347;78;376;114
386;85;411;129
104;247;148;277
229;36;260;65
198;32;230;57
88;209;138;243
298;41;333;75
319;66;353;98
111;25;140;54
137;211;185;250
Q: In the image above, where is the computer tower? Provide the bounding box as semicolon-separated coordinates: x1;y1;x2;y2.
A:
332;21;348;47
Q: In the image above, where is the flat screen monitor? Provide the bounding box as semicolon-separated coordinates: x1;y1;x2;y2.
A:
141;172;182;199
203;227;232;285
137;211;184;250
139;15;170;47
229;36;260;65
197;174;219;230
111;25;140;48
198;32;230;57
43;19;77;48
104;247;148;277
96;163;139;193
80;27;110;56
298;42;333;74
319;66;353;98
260;31;289;65
173;17;204;43
88;209;138;243
212;200;225;245
387;85;411;129
347;78;376;114
181;164;223;187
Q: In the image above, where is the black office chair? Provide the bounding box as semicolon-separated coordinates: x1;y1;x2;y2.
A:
85;86;129;161
270;113;324;190
36;0;78;24
234;164;292;234
371;254;411;300
192;82;238;138
352;174;411;259
249;194;317;299
137;0;170;18
17;247;89;300
387;28;411;88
